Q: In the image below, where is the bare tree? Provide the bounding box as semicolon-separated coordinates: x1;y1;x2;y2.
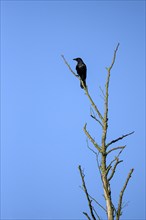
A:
62;43;134;220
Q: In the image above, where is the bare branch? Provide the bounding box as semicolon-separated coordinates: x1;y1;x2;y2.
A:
114;147;125;158
80;186;107;213
78;165;96;220
90;195;107;213
84;123;102;153
90;107;103;127
116;168;134;220
108;159;123;181
106;148;125;176
92;207;101;220
108;43;120;71
90;114;103;127
122;201;130;210
107;146;126;155
86;141;103;197
106;131;135;148
61;55;78;77
83;212;91;220
85;89;103;121
87;142;98;156
99;86;105;99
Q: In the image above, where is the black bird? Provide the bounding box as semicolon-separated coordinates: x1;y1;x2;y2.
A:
73;57;87;89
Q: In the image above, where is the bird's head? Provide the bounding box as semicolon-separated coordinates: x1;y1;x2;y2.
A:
73;58;83;63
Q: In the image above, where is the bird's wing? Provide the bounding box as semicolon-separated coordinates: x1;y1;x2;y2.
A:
76;64;87;79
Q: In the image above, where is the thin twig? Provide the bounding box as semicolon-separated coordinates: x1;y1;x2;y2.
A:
99;86;105;99
108;159;123;181
90;107;103;127
92;207;101;220
87;140;98;156
79;165;96;220
90;195;107;213
108;43;120;71
106;148;125;175
122;201;130;210
106;131;135;148
90;114;103;127
61;55;78;77
107;146;126;155
85;89;103;121
84;142;106;214
83;212;91;220
84;123;102;153
96;153;104;191
116;168;134;220
80;186;107;213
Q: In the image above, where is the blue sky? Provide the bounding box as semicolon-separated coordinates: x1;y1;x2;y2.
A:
1;1;145;219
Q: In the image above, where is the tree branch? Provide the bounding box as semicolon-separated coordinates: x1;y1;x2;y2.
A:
78;165;96;220
91;196;107;214
61;55;78;77
107;146;126;155
92;207;101;220
84;123;102;153
108;43;120;71
106;147;125;176
90;114;103;127
85;88;103;121
99;86;105;99
80;186;107;213
106;131;135;148
108;159;123;181
90;107;103;127
83;212;91;220
116;168;134;220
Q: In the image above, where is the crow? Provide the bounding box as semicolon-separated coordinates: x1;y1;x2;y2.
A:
73;57;87;89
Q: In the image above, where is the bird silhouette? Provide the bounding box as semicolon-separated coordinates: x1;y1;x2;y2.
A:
73;58;87;89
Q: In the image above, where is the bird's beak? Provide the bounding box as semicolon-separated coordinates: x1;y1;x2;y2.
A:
73;58;77;61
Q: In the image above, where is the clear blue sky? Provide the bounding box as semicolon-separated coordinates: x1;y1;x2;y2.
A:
1;1;145;219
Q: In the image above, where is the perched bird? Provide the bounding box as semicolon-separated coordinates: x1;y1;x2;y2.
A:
73;57;87;89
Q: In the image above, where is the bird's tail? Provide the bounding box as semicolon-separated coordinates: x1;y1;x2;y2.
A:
80;80;86;89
